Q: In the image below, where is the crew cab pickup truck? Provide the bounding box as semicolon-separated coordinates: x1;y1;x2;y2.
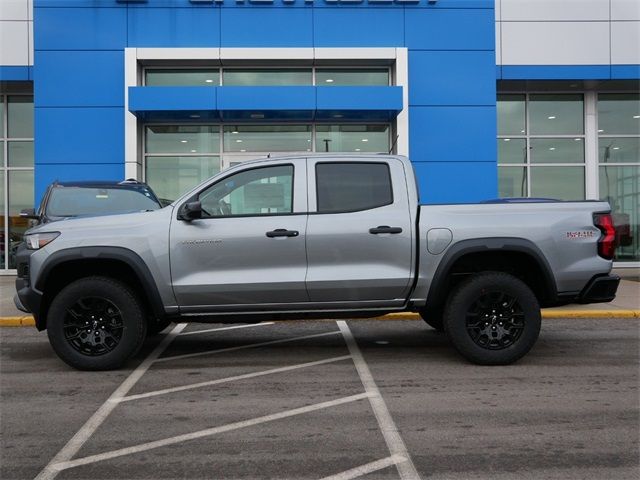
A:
14;155;620;370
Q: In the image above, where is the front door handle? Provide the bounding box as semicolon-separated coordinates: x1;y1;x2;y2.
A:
266;229;299;238
369;226;403;234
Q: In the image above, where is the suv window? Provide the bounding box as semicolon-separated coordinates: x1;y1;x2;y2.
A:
316;162;393;213
198;165;293;217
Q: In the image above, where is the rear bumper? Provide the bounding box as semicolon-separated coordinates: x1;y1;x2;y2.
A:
577;274;620;304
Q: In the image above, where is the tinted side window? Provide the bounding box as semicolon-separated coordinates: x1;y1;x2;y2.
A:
316;162;393;213
198;165;293;217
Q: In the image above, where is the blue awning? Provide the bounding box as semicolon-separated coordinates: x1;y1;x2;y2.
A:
128;85;403;122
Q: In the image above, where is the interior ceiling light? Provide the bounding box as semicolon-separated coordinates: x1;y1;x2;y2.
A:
191;149;196;153
181;140;188;143
613;147;620;150
236;139;243;143
355;148;361;152
633;115;640;119
325;79;334;83
205;79;214;83
503;138;511;142
240;149;246;152
549;147;556;151
574;138;581;141
548;116;556;120
232;130;239;134
189;114;201;119
362;138;369;142
598;129;604;132
250;113;265;119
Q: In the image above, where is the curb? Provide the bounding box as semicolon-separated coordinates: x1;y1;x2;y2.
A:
1;310;639;327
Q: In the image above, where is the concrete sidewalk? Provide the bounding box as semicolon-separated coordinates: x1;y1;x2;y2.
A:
1;270;638;325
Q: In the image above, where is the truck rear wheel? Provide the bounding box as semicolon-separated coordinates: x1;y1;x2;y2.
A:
46;277;147;371
443;272;541;365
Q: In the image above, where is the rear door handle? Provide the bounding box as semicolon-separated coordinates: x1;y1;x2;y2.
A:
266;229;299;238
369;226;403;234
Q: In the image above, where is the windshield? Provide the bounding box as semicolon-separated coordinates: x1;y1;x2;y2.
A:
46;187;161;217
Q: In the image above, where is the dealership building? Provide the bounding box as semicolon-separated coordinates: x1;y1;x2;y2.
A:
0;0;638;272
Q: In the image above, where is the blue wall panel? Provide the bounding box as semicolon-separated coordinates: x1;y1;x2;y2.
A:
34;7;126;50
413;162;497;204
405;8;494;51
313;9;404;47
221;8;312;47
611;65;640;79
128;7;220;47
409;51;496;106
35;108;124;165
129;86;217;112
34;51;124;107
409;106;496;162
0;66;31;81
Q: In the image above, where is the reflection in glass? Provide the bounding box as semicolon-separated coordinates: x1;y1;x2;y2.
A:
223;125;312;152
8;96;33;138
8;170;34;268
497;138;526;164
599;137;640;163
146;126;219;154
316;69;389;86
199;165;293;217
529;94;583;135
497;94;526;136
530;166;584;200
146;156;221;204
223;69;312;86
530;138;584;163
498;166;527;198
145;69;220;86
8;141;34;167
316;125;389;153
597;93;640;135
599;166;639;261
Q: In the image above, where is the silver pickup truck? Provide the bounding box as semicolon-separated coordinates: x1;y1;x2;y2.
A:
15;155;620;370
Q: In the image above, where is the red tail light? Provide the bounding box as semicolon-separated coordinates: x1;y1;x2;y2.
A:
594;213;616;260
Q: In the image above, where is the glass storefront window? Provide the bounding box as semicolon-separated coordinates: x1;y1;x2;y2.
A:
145;69;220;86
497;94;526;136
8;95;33;138
146;126;219;154
223;69;312;86
599;166;639;262
598;137;640;163
0;170;4;269
8;170;33;268
146;156;221;204
498;166;527;198
529;94;584;135
597;93;640;135
315;69;389;86
530;138;584;163
8;141;34;167
223;125;312;152
497;138;526;164
530;166;585;200
316;125;389;153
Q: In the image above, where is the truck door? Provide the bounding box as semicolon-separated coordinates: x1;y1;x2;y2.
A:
169;159;309;311
305;158;414;306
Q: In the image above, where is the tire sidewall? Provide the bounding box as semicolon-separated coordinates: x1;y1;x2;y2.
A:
47;277;146;370
444;272;541;365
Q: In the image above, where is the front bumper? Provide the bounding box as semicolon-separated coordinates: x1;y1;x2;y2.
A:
577;274;620;304
13;244;43;328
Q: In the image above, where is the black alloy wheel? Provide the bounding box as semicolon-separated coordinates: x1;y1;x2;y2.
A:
63;297;125;356
443;271;541;365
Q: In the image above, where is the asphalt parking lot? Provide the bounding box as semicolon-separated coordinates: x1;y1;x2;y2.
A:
1;318;639;480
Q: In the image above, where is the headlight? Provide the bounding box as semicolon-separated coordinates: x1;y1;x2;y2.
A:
24;232;60;250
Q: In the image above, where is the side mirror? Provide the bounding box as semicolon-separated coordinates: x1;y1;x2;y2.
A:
20;208;39;220
178;201;202;221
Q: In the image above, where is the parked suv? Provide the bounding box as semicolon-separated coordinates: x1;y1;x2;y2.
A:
20;180;162;224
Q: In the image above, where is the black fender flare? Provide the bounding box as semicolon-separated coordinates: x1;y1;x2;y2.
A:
425;237;558;307
35;246;166;321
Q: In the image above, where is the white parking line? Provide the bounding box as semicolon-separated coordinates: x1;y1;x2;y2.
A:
154;330;341;363
51;392;373;472
321;455;408;480
118;355;352;402
179;322;274;336
337;321;420;480
34;323;187;480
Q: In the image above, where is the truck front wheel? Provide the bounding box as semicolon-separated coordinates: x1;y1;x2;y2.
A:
46;276;147;371
443;272;541;365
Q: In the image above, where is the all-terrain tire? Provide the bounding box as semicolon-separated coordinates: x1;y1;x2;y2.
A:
443;272;541;365
46;276;147;371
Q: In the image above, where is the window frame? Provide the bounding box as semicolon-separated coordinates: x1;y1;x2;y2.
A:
314;161;394;215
